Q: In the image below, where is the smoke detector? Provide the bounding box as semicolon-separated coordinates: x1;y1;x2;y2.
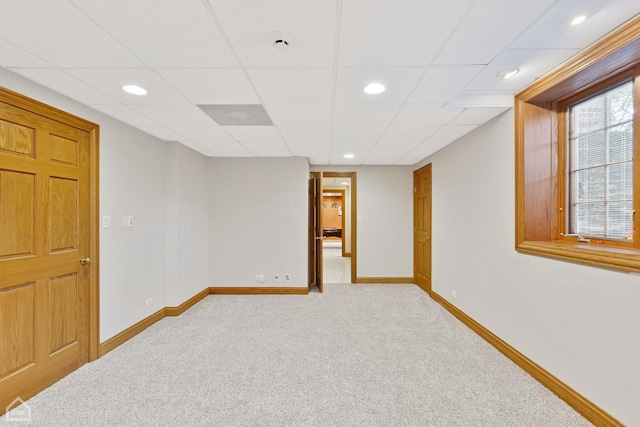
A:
270;31;293;50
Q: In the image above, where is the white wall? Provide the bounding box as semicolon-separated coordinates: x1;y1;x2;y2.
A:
165;143;211;307
209;157;309;287
0;68;212;342
310;166;413;278
415;110;640;425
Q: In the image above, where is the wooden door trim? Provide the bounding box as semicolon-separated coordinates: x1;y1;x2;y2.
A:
322;172;357;283
0;86;101;361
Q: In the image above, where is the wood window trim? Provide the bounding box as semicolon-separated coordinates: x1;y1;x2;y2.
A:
515;15;640;272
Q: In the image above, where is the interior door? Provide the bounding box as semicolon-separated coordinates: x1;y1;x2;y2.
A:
308;172;324;292
414;164;432;294
0;100;92;412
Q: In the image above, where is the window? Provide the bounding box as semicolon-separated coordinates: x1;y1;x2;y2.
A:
563;79;635;243
515;15;640;272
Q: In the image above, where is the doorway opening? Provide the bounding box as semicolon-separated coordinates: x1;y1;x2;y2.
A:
308;171;357;292
322;188;350;284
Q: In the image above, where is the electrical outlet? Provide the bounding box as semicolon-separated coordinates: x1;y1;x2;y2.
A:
285;273;291;281
145;298;152;306
256;274;265;283
451;290;457;298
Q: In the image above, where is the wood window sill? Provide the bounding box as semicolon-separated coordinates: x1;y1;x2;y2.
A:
517;240;640;272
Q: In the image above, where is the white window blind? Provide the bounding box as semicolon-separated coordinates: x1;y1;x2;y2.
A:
568;79;634;240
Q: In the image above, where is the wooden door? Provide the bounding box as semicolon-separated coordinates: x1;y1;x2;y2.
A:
308;172;323;292
414;164;432;294
0;93;95;412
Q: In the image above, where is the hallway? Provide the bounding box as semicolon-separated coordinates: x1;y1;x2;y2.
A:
322;241;350;284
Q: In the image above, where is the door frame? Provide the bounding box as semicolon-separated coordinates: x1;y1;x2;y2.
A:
1;87;101;361
321;172;357;284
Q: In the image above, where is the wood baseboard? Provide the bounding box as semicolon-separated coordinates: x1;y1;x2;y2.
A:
98;308;166;358
209;287;309;295
355;277;414;284
430;291;622;427
165;288;210;316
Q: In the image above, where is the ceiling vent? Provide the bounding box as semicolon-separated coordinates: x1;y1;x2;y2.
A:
198;104;273;126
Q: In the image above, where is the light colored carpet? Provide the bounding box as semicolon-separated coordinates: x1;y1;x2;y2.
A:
3;283;591;426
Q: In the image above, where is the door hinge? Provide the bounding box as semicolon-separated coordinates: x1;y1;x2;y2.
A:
414;187;417;193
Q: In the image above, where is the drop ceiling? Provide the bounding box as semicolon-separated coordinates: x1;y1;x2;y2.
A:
1;0;639;165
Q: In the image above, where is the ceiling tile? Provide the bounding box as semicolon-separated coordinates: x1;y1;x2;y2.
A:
335;68;425;103
429;124;478;141
393;104;463;125
339;0;475;66
333;104;400;126
434;0;557;65
199;138;254;155
445;93;514;108
464;49;579;92
267;104;332;126
72;0;237;67
177;140;215;157
207;0;336;67
0;0;143;68
247;68;333;103
157;69;259;104
331;139;378;152
395;151;432;165
66;69;189;105
307;153;331;165
132;105;216;127
412;139;456;155
243;143;292;157
363;152;407;165
10;69;117;105
222;126;283;143
279;126;331;142
408;66;484;103
333;126;387;142
286;141;330;154
213;150;255;157
449;107;510;125
511;0;640;50
168;126;235;145
91;105;159;127
0;39;51;67
136;126;183;142
198;104;272;126
329;152;366;165
374;139;423;151
379;126;441;143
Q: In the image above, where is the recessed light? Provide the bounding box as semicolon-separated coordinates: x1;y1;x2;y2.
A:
122;85;147;95
497;68;520;79
364;83;385;95
571;15;587;26
344;153;355;159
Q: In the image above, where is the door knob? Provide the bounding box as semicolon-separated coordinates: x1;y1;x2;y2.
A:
315;236;327;240
80;256;92;265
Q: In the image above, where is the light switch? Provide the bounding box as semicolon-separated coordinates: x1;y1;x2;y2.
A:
127;216;134;227
357;215;363;223
102;215;110;228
